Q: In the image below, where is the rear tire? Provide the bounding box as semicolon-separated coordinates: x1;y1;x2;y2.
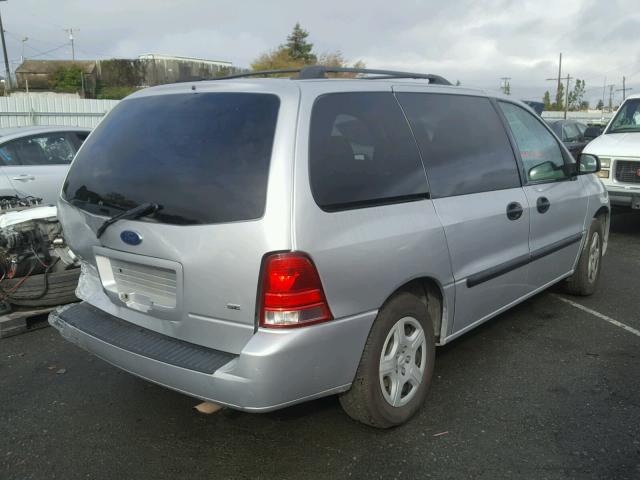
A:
339;290;436;428
1;268;80;307
564;217;603;296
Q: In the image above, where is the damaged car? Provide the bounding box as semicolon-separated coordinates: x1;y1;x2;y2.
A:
0;198;79;314
0;126;91;205
0;127;88;313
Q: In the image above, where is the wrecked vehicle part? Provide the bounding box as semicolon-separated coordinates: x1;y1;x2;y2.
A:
0;201;80;310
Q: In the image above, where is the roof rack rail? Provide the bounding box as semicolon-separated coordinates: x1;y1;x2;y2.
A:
212;66;452;85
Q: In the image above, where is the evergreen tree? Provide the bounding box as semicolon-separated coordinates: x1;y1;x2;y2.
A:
252;25;363;73
568;79;586;111
542;90;552;110
286;23;316;63
596;99;604;110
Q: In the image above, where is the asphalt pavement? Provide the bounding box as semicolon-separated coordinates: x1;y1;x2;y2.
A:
1;210;639;480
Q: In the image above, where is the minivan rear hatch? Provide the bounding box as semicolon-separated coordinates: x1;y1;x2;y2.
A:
59;85;296;354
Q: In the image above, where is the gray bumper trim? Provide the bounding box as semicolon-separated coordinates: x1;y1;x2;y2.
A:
50;303;377;411
57;302;235;374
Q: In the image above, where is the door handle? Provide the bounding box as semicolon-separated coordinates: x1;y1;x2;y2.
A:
12;174;35;182
506;202;523;220
537;196;551;213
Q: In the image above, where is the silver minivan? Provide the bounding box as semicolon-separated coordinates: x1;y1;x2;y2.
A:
50;67;610;427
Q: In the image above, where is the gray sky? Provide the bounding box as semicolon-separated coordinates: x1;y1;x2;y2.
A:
2;0;638;105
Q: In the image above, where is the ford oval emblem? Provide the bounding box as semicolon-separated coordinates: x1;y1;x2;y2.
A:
120;230;142;246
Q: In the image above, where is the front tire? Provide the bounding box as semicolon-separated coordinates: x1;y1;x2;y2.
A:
339;290;436;428
564;217;604;296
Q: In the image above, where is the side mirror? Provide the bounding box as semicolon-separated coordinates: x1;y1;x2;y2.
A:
583;126;602;140
577;153;600;174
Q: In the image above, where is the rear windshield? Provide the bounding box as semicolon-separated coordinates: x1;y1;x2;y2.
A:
63;92;280;225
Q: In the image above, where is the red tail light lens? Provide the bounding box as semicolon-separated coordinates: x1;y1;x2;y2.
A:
260;252;333;328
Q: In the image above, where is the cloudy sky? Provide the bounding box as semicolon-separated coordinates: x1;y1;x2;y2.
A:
1;0;638;105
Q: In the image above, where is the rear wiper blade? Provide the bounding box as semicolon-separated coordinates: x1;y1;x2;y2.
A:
96;202;159;238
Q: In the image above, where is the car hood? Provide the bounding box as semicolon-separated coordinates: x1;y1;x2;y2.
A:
584;132;640;157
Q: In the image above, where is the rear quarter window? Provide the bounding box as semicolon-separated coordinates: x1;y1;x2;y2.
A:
63;93;280;225
309;92;429;210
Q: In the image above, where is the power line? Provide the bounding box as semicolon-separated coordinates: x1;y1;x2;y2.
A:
4;30;56;60
0;42;70;68
615;76;632;101
23;42;69;59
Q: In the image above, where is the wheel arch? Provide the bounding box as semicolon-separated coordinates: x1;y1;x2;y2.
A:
381;277;447;342
594;205;609;219
593;205;610;255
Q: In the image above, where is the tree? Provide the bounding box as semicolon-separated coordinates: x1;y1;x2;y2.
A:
455;80;461;86
251;25;364;74
313;51;364;76
286;23;316;63
596;99;604;110
251;47;306;72
542;90;552;110
49;65;84;94
568;78;586;111
553;81;564;111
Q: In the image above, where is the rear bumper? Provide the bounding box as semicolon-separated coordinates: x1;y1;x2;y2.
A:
49;302;376;412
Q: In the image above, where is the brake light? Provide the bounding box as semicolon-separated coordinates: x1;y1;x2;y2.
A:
259;252;333;328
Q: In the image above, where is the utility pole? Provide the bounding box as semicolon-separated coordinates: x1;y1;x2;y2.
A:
556;53;562;103
0;0;12;91
616;76;632;102
608;84;615;112
20;36;27;63
564;74;571;119
499;76;511;95
602;79;615;116
546;73;572;119
64;28;77;61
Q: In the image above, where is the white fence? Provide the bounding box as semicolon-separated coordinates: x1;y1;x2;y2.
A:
0;94;119;129
541;110;613;125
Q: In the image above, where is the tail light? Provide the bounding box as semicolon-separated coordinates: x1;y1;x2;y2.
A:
259;252;333;328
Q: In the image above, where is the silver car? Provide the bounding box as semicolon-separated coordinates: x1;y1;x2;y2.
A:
49;67;610;427
0;126;91;204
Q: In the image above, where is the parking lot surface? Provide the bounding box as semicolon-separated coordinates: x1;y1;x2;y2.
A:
1;211;639;480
